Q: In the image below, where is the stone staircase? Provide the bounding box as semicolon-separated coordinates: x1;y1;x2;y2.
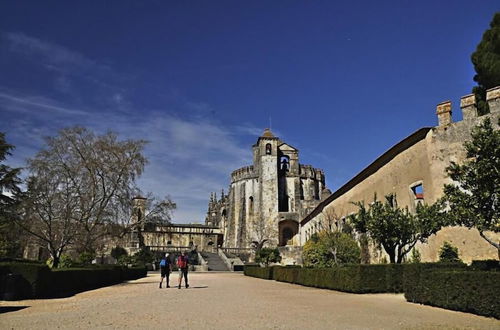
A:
201;252;230;271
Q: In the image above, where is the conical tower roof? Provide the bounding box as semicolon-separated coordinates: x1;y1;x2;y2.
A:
261;128;274;138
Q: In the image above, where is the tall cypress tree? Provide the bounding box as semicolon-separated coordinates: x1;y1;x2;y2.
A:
0;132;22;257
471;13;500;115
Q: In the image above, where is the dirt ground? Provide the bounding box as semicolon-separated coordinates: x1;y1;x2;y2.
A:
1;272;498;329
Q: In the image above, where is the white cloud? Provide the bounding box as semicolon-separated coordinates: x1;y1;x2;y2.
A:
3;32;107;74
0;90;87;116
1;89;254;223
0;32;259;224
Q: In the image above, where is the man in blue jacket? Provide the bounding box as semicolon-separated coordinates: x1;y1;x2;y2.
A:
159;253;172;289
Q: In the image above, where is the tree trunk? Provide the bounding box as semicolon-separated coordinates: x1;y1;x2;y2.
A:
360;233;371;264
387;250;396;263
51;251;60;268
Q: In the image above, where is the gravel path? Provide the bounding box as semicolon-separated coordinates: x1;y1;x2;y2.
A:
1;272;498;329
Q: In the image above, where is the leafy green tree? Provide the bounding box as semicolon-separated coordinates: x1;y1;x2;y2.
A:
442;118;499;258
111;246;128;261
438;241;461;263
255;247;281;267
132;247;154;265
0;132;23;257
350;195;446;263
409;248;421;263
471;12;500;115
303;231;360;267
78;251;96;265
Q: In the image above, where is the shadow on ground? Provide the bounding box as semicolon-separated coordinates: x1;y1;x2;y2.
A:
0;306;29;314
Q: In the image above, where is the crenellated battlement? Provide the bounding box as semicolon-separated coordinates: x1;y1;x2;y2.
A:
435;85;500;127
231;165;257;183
299;165;325;180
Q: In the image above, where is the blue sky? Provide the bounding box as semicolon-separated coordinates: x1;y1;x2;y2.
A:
0;1;498;223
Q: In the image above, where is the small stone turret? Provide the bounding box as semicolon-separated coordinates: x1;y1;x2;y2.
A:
131;196;147;225
486;86;500;114
460;94;477;121
436;101;452;127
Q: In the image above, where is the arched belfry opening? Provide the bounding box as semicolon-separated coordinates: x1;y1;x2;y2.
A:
278;153;290;212
278;220;299;246
265;143;272;155
280;155;290;171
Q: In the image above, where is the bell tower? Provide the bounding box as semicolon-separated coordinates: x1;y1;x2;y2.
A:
254;128;280;225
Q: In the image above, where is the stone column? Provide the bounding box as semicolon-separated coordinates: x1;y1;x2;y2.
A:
460;94;477;121
486;86;500;114
436;101;452;127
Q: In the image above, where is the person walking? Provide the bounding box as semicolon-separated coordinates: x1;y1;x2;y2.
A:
177;251;189;289
159;253;172;289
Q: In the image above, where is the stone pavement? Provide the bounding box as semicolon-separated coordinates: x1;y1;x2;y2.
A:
1;272;498;329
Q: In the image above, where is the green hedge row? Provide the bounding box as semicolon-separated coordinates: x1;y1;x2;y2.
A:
245;262;499;318
404;268;500;319
266;263;466;294
244;265;274;279
0;262;147;300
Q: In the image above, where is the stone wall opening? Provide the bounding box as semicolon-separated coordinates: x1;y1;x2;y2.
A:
278;220;299;246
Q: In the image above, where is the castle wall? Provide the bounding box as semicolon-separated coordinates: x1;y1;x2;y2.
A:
300;89;500;263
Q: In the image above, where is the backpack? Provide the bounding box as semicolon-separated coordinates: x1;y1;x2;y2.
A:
159;258;166;267
178;256;188;269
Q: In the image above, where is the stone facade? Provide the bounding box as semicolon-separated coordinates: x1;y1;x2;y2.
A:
207;129;326;248
127;196;222;255
300;87;500;263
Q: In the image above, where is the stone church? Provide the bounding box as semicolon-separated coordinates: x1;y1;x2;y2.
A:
206;128;327;248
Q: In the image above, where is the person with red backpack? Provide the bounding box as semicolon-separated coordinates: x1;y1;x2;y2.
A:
177;251;189;289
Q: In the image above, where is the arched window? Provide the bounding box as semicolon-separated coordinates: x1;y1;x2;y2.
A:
249;196;254;214
265;143;272;155
280;156;290;171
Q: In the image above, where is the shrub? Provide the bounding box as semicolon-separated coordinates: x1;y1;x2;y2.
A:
403;262;468;303
111;246;128;260
0;262;147;300
255;248;281;267
470;259;499;271
132;247;154;265
269;263;467;294
78;251;96;265
438;241;461;263
244;265;274;279
409;248;421;263
405;270;500;319
0;262;51;299
303;231;360;267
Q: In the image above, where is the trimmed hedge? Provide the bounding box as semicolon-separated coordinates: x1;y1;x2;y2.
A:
247;263;467;294
0;262;51;298
470;259;499;272
273;265;392;293
404;270;500;319
246;262;500;318
0;263;147;300
244;265;274;279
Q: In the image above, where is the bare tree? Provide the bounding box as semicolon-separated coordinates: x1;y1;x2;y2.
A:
19;127;147;267
250;216;277;251
142;193;176;226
